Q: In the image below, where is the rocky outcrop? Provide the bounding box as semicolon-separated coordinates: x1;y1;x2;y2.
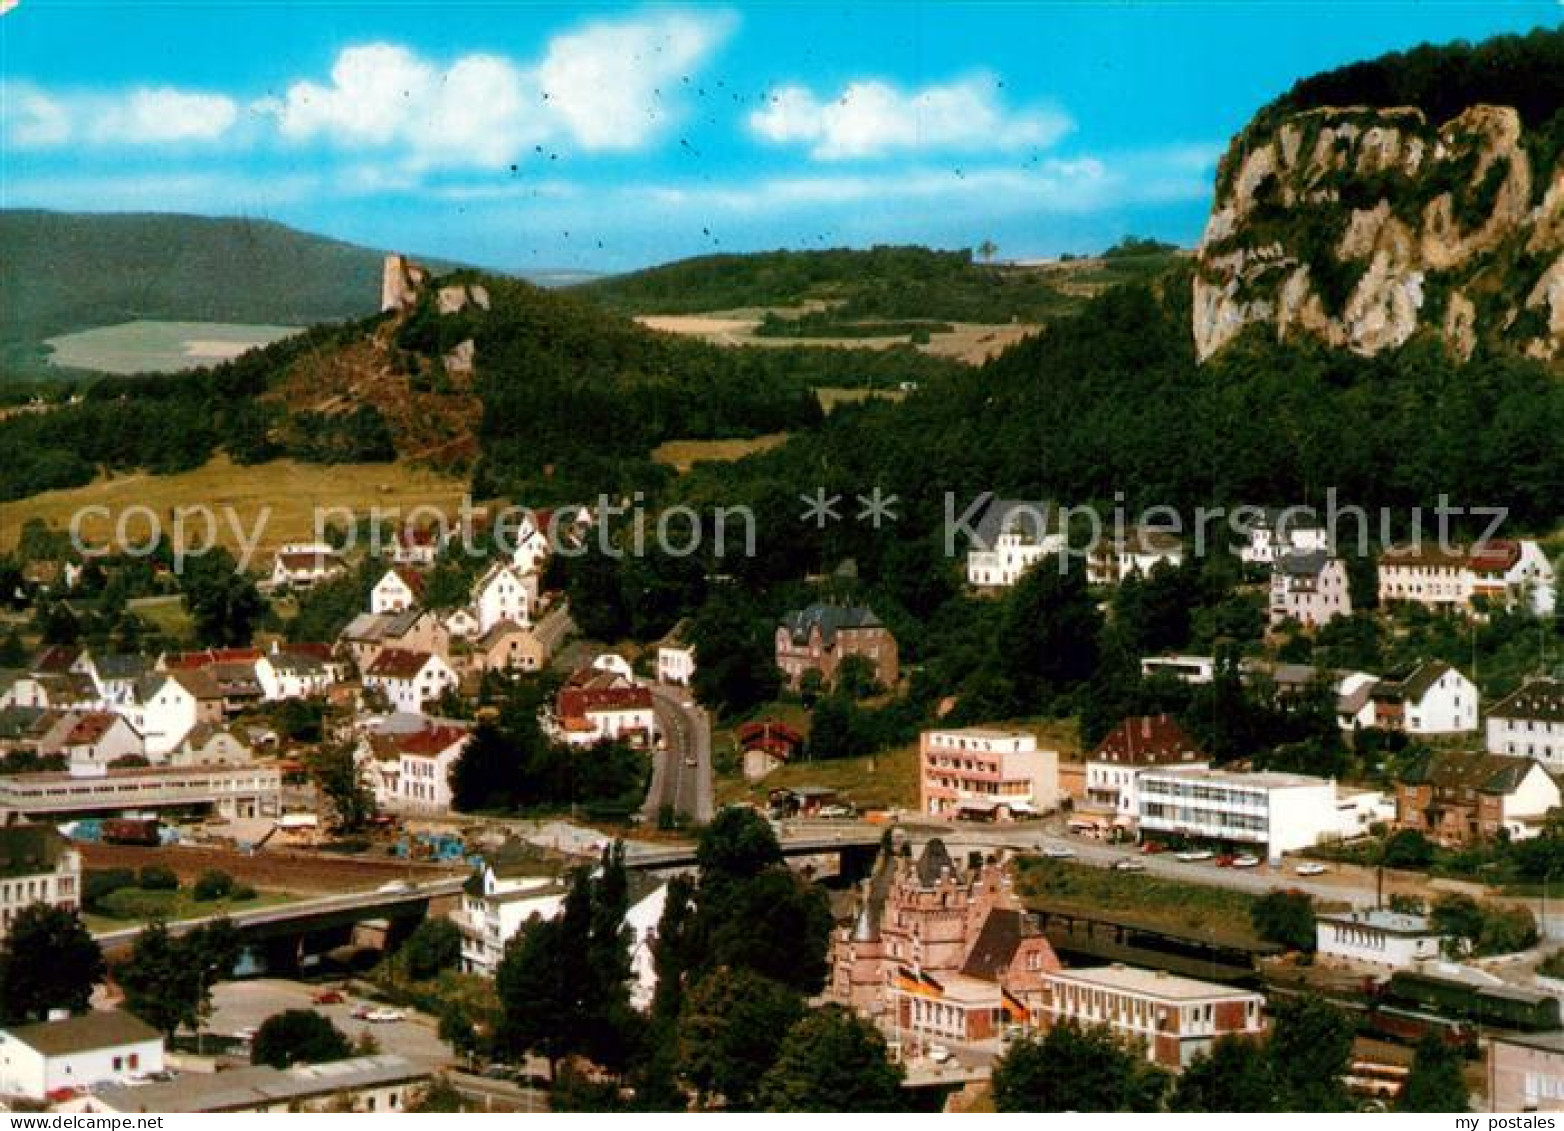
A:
1195;104;1563;363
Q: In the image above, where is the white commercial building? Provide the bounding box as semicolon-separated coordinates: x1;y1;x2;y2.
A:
1137;767;1339;862
1315;908;1447;971
919;727;1059;820
0;1011;164;1102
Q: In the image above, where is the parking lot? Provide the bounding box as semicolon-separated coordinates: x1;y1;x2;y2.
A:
206;978;453;1072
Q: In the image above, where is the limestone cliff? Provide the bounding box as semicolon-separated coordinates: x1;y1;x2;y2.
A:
1194;103;1564;363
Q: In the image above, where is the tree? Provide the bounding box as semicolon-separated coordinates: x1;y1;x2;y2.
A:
1251;889;1316;952
449;721;523;812
180;548;265;646
677;967;804;1109
399;918;463;981
251;1009;352;1068
495;844;636;1074
1170;1035;1275;1111
117;917;239;1039
695;868;832;994
992;1021;1168;1112
192;869;234;902
310;742;375;833
756;1005;905;1112
409;1076;466;1113
695;807;782;888
1396;1033;1469;1112
0;904;105;1022
1267;994;1354;1111
688;591;780;718
1382;828;1434;868
977;238;998;263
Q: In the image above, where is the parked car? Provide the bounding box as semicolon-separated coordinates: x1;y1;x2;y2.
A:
1232;855;1261;868
1295;862;1328;876
1042;844;1076;859
1111;857;1146;872
311;989;345;1005
1140;842;1164;855
818;805;854;819
365;1008;405;1024
1176;849;1214;862
351;1005;374;1020
1215;854;1236;868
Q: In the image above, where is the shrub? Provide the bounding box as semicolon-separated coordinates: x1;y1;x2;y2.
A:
230;883;258;902
192;870;235;902
83;868;135;911
138;865;179;892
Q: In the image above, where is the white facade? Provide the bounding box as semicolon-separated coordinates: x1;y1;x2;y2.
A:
0;1012;164;1101
363;653;458;715
1509;540;1557;617
370;568;420;615
122;676;202;758
1405;666;1480;735
254;654;334;702
1335;786;1396;839
1315;909;1446;970
472;564;535;634
1137;767;1339;862
1139;655;1217;685
1269;554;1352;628
967;530;1066;589
1241;511;1329;567
1488;681;1564;768
456;872;568;978
920;727;1059;819
657;643;696;686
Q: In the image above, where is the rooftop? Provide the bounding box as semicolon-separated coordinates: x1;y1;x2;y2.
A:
1317;908;1440;936
1046;963;1258;1002
2;1010;159;1057
91;1055;426;1114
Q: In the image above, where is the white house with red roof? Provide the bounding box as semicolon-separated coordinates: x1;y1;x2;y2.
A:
550;670;657;747
472;563;536;635
1082;715;1209;835
267;543;345;590
363;650;458;715
371;566;426;615
356;719;471;813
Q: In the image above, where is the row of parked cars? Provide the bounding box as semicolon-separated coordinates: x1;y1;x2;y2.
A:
1041;840;1331;876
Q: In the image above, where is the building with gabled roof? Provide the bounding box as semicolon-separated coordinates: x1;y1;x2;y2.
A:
1365;660;1478;735
1269;550;1352;628
1487;678;1564;768
1394;749;1560;846
0;1010;164;1102
775;603;898;692
356;717;470;814
1083;715;1208;833
370;566;426;615
964;498;1064;590
0;824;82;938
551;669;656;747
362;650;457;716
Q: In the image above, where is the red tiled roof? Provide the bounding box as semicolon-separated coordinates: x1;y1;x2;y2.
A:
64;711;121;746
386;566;427;597
30;645;81;674
280;642;335;662
736;719;805;749
367;649;435;679
1468;539;1520;574
1090;714;1204;766
558;686;652;718
164;648;262;670
396;725;469;756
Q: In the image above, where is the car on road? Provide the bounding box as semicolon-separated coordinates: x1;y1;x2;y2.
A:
1175;849;1214;862
1111;857;1146;872
365;1008;405;1023
818;805;855;819
1232;854;1261;868
683;754;698;767
1041;844;1075;859
928;1044;953;1064
1295;862;1328;876
311;989;345;1005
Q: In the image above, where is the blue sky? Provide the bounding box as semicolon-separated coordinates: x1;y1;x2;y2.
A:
2;1;1560;271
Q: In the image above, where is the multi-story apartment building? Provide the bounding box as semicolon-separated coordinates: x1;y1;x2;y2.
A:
1041;965;1265;1071
0;824;81;936
1487;679;1564;768
1269;551;1352;628
1379;539;1556;616
0;763;281;822
1489;1033;1564;1113
919;727;1059;821
1082;715;1207;834
1393;750;1560;846
1136;767;1339;862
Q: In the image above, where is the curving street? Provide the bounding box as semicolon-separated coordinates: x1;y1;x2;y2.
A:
642;684;714;825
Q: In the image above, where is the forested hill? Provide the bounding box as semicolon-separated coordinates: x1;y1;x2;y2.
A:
0;212;408;365
573;241;1184;323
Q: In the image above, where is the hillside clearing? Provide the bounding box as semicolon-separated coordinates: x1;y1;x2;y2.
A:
637;311;1038;365
0;455;468;558
44;320;302;375
651;433;791;472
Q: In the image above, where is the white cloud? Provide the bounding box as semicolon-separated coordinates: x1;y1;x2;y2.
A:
93;87;238;144
750;75;1072;161
0;82;71;146
0;82;237;148
264;9;734;169
537;9;735;150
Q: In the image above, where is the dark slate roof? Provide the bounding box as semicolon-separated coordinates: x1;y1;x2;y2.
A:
1399;749;1539;795
1490;679;1564;724
92;653;152;681
914;838;959;887
969;498;1055;550
780;604;883;646
1376;660;1457;704
960;908;1032;980
1275;550;1330;577
0;824;71;878
4;1010;160;1056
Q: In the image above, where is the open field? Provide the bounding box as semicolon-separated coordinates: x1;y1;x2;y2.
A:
82;888;296;933
44;320;302;375
816;386;908;412
82;841;464;895
0;454;468;557
637;311;1039;365
651;432;790;472
1015;857;1263;939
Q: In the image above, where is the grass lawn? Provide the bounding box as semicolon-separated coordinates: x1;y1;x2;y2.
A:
127;594;194;638
651;433;790;472
83;887;296;931
1014;857;1263;940
815;386;909;412
712;712;1083;813
0;454;468;557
